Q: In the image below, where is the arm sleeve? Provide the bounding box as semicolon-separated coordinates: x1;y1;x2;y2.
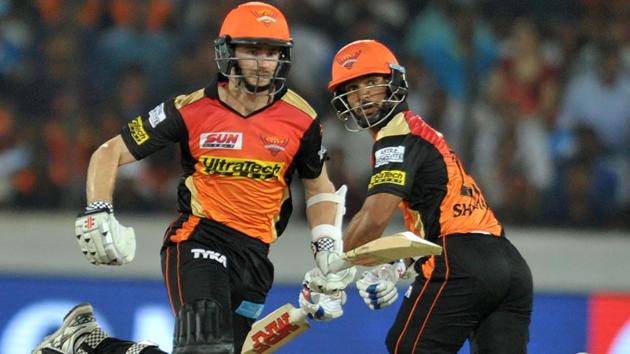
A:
294;118;327;179
366;135;424;199
120;99;186;160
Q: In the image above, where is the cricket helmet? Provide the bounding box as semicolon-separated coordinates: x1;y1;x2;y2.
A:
329;40;408;131
214;2;293;95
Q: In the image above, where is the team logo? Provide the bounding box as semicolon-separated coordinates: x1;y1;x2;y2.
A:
252;10;277;26
260;135;289;156
200;132;243;149
148;102;166;128
368;170;406;189
128;117;149;145
336;50;362;69
374;146;405;167
199;156;284;180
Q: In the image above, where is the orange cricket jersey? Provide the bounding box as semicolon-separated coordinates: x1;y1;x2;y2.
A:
368;111;502;242
120;80;324;244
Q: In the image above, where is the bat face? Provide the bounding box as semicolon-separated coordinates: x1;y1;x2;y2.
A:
242;304;309;354
328;232;443;272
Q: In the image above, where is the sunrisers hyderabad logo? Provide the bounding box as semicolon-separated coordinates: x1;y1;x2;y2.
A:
260;135;289;156
336;50;362;69
252;10;277;27
368;170;406;189
199;156;284;180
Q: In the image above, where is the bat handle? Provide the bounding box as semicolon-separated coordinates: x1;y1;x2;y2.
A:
288;308;308;325
326;257;352;273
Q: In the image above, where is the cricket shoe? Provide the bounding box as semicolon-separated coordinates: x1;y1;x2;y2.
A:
32;303;99;354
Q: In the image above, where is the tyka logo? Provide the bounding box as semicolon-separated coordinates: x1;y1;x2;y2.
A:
336;50;362;69
191;248;227;268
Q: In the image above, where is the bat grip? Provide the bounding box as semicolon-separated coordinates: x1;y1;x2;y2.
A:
326;257;352;273
288;308;308;324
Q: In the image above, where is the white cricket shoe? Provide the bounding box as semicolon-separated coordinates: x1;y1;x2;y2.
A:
32;303;97;354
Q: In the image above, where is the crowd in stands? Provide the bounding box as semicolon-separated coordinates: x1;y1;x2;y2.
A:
1;0;628;228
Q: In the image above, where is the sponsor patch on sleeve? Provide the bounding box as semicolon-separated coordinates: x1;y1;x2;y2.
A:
148;102;166;128
368;170;406;189
374;146;405;167
128;117;149;145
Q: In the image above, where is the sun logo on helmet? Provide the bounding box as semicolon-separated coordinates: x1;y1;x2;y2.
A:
336;50;362;69
251;10;277;27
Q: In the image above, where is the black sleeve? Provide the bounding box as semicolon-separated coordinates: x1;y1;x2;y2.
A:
294;118;327;179
120;99;186;160
366;135;424;199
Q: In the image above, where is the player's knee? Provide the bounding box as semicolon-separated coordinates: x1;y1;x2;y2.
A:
173;298;234;354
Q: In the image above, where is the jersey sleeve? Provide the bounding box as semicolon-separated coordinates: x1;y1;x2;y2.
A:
366;135;423;199
294;118;327;179
120;99;186;160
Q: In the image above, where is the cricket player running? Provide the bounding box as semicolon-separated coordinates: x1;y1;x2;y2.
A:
33;3;354;354
325;40;533;353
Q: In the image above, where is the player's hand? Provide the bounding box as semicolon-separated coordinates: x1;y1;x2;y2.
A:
314;248;352;275
75;204;136;265
356;261;406;310
304;267;356;294
298;285;346;321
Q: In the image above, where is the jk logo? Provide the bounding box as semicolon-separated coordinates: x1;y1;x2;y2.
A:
191;248;227;268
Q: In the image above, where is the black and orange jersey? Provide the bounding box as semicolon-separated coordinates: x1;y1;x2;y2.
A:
120;80;325;244
367;111;503;242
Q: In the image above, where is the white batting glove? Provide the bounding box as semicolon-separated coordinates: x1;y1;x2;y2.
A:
314;248;353;275
304;267;356;294
75;202;136;265
356;261;406;310
298;285;346;321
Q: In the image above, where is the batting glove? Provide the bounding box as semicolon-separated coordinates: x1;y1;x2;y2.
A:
298;285;346;321
356;260;406;310
75;201;136;265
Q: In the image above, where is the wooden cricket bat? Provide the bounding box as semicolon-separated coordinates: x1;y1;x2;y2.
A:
327;231;443;272
241;232;442;353
241;303;308;354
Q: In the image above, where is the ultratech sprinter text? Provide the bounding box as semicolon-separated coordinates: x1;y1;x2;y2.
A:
199;156;284;180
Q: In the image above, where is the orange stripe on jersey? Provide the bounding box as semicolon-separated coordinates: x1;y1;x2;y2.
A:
170;215;200;242
164;247;176;315
406;112;503;237
400;201;424;237
176;242;184;306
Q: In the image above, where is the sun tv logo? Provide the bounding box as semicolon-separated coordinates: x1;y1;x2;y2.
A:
252;10;277;26
337;50;362;69
200;132;243;149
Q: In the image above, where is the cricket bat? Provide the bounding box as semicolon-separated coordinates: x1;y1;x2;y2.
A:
241;303;308;354
241;232;442;353
327;231;443;272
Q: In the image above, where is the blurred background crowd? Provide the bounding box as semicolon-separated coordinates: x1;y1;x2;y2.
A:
0;0;628;229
